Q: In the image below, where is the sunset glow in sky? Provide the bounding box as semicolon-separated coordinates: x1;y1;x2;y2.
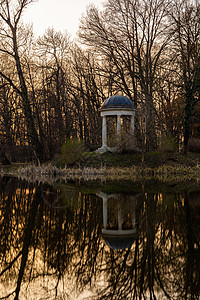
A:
22;0;104;38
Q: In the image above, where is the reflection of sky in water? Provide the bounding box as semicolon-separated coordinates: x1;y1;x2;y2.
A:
0;177;199;299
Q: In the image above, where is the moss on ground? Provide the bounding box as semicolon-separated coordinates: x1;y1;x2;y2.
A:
76;151;200;169
48;150;200;171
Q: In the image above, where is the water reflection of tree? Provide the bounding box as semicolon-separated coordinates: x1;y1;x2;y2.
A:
0;177;105;299
94;192;200;300
0;176;43;299
0;177;199;299
41;191;104;295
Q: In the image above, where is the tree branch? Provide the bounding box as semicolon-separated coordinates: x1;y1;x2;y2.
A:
0;71;22;95
0;251;23;276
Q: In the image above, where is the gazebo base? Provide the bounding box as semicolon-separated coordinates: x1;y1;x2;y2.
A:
96;145;117;154
96;144;142;154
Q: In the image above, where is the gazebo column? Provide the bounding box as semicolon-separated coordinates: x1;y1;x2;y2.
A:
103;197;108;228
118;201;122;230
117;114;122;143
102;116;107;147
130;115;135;136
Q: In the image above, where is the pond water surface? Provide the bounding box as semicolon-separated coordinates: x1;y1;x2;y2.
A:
0;176;199;300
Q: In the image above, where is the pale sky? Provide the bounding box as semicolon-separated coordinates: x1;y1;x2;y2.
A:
22;0;104;38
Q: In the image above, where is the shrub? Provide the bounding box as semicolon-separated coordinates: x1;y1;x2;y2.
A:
159;135;178;152
188;138;200;153
61;138;86;166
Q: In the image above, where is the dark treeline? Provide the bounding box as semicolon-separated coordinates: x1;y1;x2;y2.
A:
0;177;199;299
0;0;199;162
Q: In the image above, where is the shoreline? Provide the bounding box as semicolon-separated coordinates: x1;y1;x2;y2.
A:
0;163;199;183
0;151;199;182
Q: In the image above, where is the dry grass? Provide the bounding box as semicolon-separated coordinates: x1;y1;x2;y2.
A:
1;162;199;184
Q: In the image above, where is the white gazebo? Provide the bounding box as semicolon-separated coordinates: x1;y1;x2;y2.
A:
96;191;137;250
97;95;136;153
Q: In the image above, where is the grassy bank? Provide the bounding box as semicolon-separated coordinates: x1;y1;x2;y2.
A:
0;151;199;181
51;149;200;169
82;151;200;168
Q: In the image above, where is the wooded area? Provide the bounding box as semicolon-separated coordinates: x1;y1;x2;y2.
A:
0;0;199;163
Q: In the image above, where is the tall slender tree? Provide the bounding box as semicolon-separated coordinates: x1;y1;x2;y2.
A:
0;0;46;161
170;0;200;153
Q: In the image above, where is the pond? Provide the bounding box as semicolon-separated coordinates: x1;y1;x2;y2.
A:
0;176;199;299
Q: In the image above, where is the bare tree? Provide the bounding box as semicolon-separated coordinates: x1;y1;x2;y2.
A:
70;45;104;146
79;2;138;105
79;0;171;151
169;0;200;153
130;0;171;150
0;0;46;161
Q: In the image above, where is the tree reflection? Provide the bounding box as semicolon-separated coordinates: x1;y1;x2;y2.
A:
0;177;199;299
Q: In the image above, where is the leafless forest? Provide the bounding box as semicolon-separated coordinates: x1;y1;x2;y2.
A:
0;0;199;163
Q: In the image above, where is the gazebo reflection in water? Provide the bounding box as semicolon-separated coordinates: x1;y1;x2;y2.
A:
97;192;139;250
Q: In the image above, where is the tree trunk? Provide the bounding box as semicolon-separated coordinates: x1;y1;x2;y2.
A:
12;28;46;161
183;89;193;154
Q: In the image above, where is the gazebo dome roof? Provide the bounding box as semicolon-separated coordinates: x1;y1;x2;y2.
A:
102;235;135;250
100;95;135;110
